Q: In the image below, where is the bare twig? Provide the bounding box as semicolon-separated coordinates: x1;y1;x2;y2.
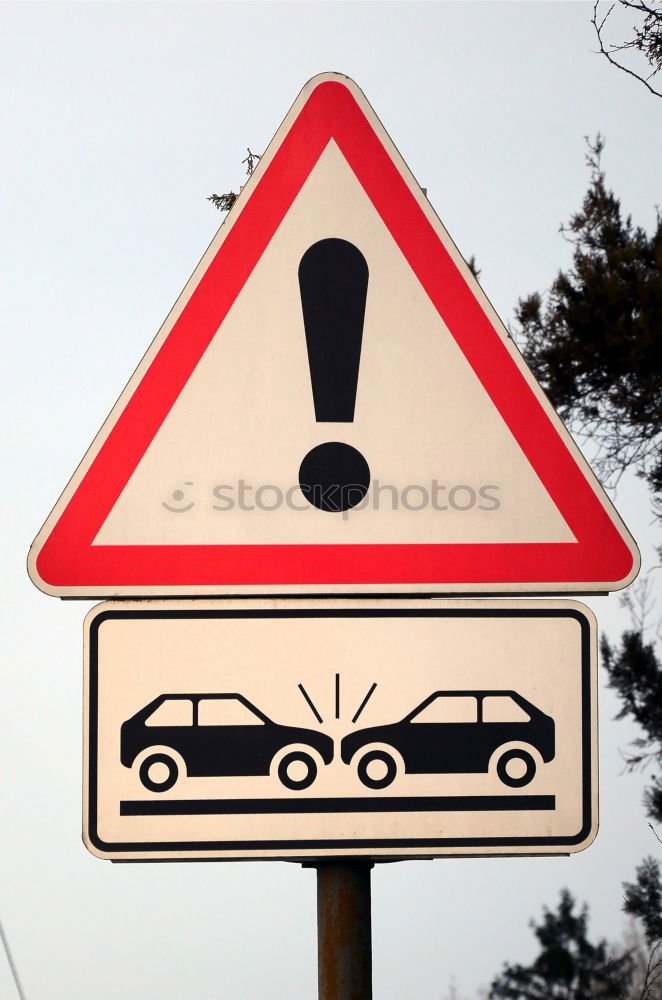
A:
639;939;662;999
0;920;27;1000
592;0;662;97
242;148;261;176
620;576;658;635
208;148;263;213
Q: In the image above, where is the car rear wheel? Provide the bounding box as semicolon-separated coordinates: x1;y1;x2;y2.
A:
139;752;179;792
357;749;397;790
277;750;317;791
496;748;536;788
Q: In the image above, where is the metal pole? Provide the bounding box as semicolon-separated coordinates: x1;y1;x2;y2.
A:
316;861;373;1000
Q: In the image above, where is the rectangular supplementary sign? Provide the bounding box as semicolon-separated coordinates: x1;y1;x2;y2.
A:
84;599;597;861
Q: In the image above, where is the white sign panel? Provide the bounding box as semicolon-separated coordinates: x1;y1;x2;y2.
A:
84;599;597;861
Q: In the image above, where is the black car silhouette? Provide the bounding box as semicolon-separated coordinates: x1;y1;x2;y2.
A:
121;693;334;792
340;690;555;789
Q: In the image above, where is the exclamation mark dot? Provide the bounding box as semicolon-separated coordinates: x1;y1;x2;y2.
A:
298;238;370;513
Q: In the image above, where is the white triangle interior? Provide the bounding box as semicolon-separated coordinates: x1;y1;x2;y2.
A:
95;141;574;547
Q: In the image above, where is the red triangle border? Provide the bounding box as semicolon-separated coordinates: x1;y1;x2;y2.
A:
34;79;637;591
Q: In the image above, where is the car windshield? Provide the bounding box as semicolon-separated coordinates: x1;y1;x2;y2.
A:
482;695;530;722
198;698;265;725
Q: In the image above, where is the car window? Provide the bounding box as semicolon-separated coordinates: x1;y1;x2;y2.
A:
145;699;193;727
198;698;264;726
482;696;530;723
410;695;478;723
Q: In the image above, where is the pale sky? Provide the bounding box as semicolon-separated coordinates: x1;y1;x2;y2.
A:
1;2;660;998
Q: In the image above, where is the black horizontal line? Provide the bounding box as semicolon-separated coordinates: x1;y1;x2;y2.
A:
120;794;555;817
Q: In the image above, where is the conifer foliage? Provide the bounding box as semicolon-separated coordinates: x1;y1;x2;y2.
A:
489;890;633;999
514;137;662;501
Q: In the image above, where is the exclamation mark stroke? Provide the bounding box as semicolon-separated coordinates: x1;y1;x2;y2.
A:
297;238;370;512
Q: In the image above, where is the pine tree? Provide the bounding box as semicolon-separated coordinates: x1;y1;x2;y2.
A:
514;135;662;504
515;134;661;996
489;890;632;999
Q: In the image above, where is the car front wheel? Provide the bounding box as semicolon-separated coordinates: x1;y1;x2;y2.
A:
277;750;317;791
139;752;179;792
357;749;397;790
496;748;536;788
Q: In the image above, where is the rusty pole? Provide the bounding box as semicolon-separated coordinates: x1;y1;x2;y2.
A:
316;861;373;1000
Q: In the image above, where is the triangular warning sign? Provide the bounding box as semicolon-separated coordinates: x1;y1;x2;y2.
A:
28;73;639;597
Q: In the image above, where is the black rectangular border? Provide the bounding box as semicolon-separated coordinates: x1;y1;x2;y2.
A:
86;605;593;857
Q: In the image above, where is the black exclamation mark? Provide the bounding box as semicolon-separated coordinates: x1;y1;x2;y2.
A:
298;238;370;513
